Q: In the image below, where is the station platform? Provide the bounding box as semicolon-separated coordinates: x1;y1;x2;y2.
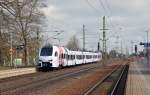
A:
126;60;150;95
0;67;36;79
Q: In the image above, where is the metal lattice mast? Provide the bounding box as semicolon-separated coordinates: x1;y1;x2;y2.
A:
100;16;108;64
83;24;85;51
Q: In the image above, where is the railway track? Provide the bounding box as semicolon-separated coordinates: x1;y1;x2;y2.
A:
83;64;129;95
0;63;101;95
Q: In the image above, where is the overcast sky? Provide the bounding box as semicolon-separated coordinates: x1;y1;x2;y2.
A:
41;0;150;54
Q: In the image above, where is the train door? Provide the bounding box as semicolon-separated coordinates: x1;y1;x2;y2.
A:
58;47;64;67
52;46;59;67
82;52;85;64
64;48;68;66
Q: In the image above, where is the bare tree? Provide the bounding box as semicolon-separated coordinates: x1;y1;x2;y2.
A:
66;35;80;51
0;0;44;65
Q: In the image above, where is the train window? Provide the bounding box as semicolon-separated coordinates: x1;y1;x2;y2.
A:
55;52;58;56
66;54;68;59
63;54;65;59
61;54;62;58
70;55;71;60
72;55;74;59
70;55;72;60
68;55;70;60
40;47;53;56
76;55;78;59
61;54;63;59
86;55;89;59
77;55;82;60
83;55;85;59
77;55;80;59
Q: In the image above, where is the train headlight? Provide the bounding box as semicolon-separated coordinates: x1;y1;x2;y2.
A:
39;60;42;62
48;60;52;62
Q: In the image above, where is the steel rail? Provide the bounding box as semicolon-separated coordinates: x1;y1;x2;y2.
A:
0;65;100;94
83;65;123;95
109;64;129;95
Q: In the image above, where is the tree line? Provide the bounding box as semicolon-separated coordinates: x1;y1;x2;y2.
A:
0;0;81;66
0;0;44;66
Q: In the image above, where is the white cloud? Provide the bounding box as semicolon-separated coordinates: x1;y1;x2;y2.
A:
40;0;150;53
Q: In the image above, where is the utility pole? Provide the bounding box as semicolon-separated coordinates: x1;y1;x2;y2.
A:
120;40;123;58
126;46;129;57
83;24;85;51
7;19;13;67
37;28;40;51
98;34;101;51
134;45;137;55
10;31;13;66
98;42;100;51
115;35;119;54
100;16;108;64
131;41;134;55
146;31;149;64
36;28;40;65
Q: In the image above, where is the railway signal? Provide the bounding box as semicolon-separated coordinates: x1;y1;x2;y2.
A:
140;42;150;64
98;42;100;51
16;45;24;51
135;45;137;54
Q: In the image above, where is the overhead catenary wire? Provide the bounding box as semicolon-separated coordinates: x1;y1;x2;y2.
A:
84;0;117;31
103;0;113;15
96;0;117;32
98;0;107;13
84;0;120;51
103;0;116;28
85;0;101;14
99;0;120;44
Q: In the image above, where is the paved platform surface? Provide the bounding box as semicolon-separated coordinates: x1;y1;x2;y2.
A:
0;67;36;79
126;60;150;95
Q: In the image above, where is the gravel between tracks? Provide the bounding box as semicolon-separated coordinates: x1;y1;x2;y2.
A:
0;63;101;95
48;65;119;95
0;59;128;95
48;60;128;95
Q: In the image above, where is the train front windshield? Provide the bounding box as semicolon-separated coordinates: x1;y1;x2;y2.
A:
40;47;53;56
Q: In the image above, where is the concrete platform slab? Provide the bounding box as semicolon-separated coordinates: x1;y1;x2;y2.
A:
126;61;150;95
0;68;36;79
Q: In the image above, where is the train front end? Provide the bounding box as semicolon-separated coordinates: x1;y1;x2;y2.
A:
36;45;59;71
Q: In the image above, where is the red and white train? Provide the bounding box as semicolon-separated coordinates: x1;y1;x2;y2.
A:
36;45;102;71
